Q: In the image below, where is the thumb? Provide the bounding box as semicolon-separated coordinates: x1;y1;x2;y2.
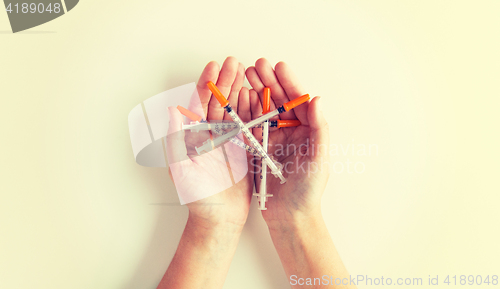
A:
307;97;330;158
166;106;189;164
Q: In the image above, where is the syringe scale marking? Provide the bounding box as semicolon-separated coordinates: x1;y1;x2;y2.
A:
205;82;289;184
195;89;310;158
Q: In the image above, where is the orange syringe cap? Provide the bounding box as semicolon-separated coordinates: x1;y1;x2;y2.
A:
263;87;271;114
283;94;310;112
207;81;229;107
177;105;202;122
277;119;301;128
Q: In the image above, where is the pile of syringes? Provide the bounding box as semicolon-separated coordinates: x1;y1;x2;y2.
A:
177;81;310;210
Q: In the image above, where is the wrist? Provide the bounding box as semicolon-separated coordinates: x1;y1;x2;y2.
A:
187;212;244;236
266;212;332;273
266;210;324;236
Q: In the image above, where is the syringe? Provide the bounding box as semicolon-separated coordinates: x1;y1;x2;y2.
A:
175;105;299;157
182;119;301;133
255;87;273;210
174;103;282;181
204;81;287;184
244;93;310;128
212;126;281;167
195;90;310;155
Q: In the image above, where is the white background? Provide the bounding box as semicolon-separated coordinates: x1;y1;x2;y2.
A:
1;1;499;288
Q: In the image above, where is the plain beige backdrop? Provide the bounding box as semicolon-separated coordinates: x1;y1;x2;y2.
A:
1;1;499;288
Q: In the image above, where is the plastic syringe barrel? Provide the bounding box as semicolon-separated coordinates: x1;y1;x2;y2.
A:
195;126;240;154
184;120;301;131
245;94;310;128
207;81;286;183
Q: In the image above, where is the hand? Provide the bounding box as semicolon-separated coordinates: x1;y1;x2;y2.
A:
166;56;254;228
246;58;330;228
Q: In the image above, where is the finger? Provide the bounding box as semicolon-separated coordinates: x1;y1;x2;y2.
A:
246;66;271;104
255;58;295;120
307;97;330;158
166;107;190;163
208;56;239;121
246;66;265;93
275;61;309;124
238;87;251;122
194;61;220;119
224;62;245;121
